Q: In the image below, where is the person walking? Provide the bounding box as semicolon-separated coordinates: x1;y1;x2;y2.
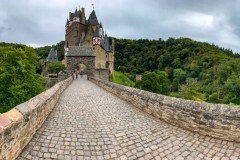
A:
72;71;74;80
76;71;78;79
80;71;83;78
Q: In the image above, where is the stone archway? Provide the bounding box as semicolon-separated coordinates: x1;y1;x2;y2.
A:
79;63;87;74
66;56;95;78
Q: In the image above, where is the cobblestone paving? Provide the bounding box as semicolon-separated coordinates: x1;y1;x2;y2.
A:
18;77;240;160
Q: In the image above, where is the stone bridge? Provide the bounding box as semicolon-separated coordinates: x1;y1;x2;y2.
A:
0;77;240;160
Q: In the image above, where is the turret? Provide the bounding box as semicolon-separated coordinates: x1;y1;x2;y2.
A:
73;8;80;22
99;22;104;39
81;8;86;24
78;8;82;18
88;10;99;26
74;8;78;17
69;12;74;25
93;26;101;46
112;39;115;55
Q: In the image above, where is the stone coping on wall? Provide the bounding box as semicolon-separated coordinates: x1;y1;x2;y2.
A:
0;77;73;160
89;77;240;143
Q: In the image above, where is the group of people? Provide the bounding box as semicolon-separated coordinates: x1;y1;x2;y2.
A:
72;70;83;80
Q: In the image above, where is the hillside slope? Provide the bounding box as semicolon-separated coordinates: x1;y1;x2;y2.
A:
113;38;240;105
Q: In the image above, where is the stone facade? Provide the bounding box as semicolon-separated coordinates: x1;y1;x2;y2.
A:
0;77;73;160
89;77;240;142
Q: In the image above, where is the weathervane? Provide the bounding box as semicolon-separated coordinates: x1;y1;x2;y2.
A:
91;3;94;10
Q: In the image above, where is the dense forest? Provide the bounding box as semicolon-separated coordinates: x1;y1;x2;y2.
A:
113;38;240;105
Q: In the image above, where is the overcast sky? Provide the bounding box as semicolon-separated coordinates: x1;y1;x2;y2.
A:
0;0;240;53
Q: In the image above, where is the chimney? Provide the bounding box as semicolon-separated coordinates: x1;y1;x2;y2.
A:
69;12;72;21
112;39;115;55
81;8;86;24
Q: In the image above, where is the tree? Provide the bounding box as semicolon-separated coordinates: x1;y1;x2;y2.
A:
47;62;65;74
135;71;170;95
52;41;65;61
173;78;206;102
0;46;44;113
172;68;187;91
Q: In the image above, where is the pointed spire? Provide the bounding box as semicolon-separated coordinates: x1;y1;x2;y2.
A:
66;18;69;26
99;22;103;28
88;10;99;25
74;8;78;17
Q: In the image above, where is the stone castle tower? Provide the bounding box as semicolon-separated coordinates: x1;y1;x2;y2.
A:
63;6;114;80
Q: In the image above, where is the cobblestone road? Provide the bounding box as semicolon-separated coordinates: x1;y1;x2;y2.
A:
18;77;240;160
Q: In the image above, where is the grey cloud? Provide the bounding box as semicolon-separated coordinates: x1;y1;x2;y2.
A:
0;26;11;33
0;0;240;53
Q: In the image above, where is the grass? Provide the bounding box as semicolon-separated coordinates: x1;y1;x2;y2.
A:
113;71;135;87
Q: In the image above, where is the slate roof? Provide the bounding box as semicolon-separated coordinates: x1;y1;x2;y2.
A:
99;22;103;28
45;48;58;62
74;9;78;17
93;26;100;37
88;10;99;25
101;35;111;52
66;46;95;57
66;18;69;26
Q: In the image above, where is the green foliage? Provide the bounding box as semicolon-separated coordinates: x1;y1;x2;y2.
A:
34;45;52;60
0;46;44;113
113;71;135;87
47;62;65;74
113;37;240;105
52;41;65;61
136;71;170;95
171;78;206;102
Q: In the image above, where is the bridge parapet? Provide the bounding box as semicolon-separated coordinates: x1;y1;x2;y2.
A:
89;77;240;142
0;77;73;160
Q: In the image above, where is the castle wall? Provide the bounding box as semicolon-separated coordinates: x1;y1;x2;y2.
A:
94;45;107;68
41;63;48;77
81;28;93;46
107;52;114;75
65;22;87;46
94;68;110;81
89;77;240;142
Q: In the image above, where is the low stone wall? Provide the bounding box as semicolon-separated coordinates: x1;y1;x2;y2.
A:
89;77;240;142
0;77;73;160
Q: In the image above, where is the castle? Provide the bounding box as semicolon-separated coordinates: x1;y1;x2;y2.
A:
63;6;114;80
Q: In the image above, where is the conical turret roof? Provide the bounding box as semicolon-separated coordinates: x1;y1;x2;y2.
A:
74;8;78;17
88;10;99;25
